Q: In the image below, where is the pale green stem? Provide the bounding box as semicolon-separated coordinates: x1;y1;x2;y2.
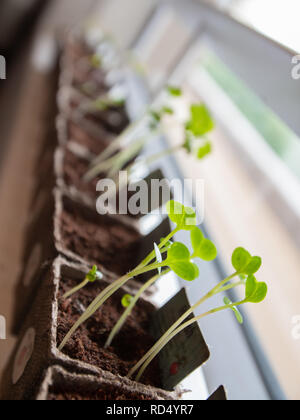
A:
106;137;146;178
135;145;182;168
59;229;178;351
63;278;89;300
91;111;149;167
135;299;245;382
128;272;238;378
59;261;167;351
105;269;171;349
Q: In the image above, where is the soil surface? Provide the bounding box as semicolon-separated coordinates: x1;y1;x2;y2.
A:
68;120;110;155
62;148;138;218
60;202;141;275
57;277;162;389
63;148;101;198
70;93;129;135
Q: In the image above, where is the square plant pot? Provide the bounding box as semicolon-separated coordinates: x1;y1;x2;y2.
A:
11;187;57;334
1;258;182;400
58;85;130;136
56;114;113;156
36;366;227;401
55;142;172;220
35;365;175;401
59;31;109;97
54;188;171;278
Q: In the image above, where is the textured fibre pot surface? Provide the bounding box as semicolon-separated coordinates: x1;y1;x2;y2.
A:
54;188;171;278
1;258;179;400
11;188;57;335
36;366;173;401
54;189;142;276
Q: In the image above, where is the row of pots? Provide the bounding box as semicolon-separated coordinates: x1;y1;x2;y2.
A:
2;29;225;400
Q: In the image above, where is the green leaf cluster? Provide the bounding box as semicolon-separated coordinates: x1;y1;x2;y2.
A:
166;200;197;231
191;227;217;261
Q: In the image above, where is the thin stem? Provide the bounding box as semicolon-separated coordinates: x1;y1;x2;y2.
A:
105;269;171;348
63;279;89;300
106;138;146;179
91;110;149;167
128;272;239;378
135;299;245;382
58;273;130;351
59;261;168;351
135;145;182;168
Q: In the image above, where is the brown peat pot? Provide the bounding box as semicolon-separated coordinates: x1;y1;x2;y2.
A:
1;258;181;400
35;366;172;401
54;188;171;277
58;85;129;135
11;186;56;334
55;141;171;217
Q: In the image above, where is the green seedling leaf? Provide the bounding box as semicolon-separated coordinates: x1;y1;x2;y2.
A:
244;256;262;275
150;110;161;123
186;104;215;137
166;201;197;230
154;243;163;275
232;247;252;273
183;133;193;154
191;228;217;262
86;266;103;283
167;200;185;226
196;239;218;261
250;282;268;303
245;275;257;299
167;86;182;97
162;106;174;115
93;97;125;111
197;142;212;160
167;242;191;262
169;261;199;282
245;275;268;303
183;206;197;230
191;227;204;251
121;294;133;308
224;297;244;324
166;243;199;281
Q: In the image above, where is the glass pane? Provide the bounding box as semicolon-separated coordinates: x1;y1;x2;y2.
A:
169;47;300;400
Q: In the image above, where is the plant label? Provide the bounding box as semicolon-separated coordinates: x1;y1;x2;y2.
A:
150;288;210;391
12;328;35;385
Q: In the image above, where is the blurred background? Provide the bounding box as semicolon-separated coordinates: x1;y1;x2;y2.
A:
0;0;299;400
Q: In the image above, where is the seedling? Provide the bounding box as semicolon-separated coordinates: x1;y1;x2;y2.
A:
104;227;217;348
128;246;267;382
63;266;103;300
78;95;126;116
59;200;203;350
83;87;214;185
121;294;134;308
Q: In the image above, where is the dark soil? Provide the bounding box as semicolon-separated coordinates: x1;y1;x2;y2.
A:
62;148;138;217
70;93;129;135
60;202;141;275
63;148;101;198
64;36;109;97
68;120;111;155
57;277;162;389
